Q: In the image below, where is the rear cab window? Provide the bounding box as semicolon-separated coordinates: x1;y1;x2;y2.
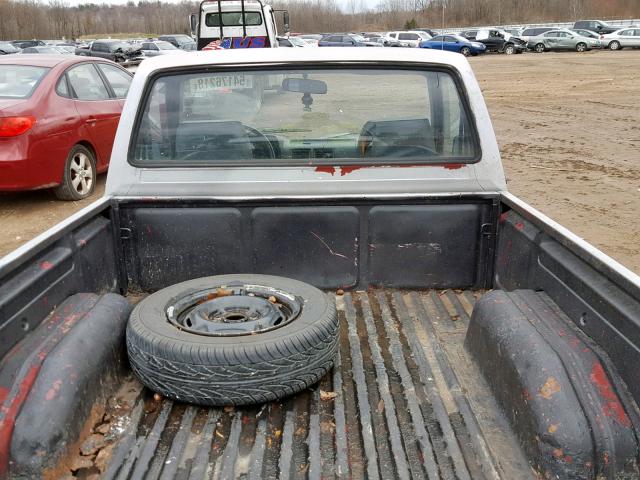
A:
130;66;480;167
205;11;262;27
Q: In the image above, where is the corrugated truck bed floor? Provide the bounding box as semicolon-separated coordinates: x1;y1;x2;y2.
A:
91;290;533;480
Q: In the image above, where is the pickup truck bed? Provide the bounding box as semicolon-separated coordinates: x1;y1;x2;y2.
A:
89;289;530;480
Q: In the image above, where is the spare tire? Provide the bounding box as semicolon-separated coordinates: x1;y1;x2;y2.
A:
126;274;338;406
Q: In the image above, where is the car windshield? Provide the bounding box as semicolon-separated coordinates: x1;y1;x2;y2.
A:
351;34;366;42
158;42;177;50
131;68;479;166
0;65;49;98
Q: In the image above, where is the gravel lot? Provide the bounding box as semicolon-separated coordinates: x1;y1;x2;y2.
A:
1;50;638;273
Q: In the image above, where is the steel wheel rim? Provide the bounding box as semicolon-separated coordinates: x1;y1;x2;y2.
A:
577;43;586;52
166;283;303;336
461;47;470;56
611;42;619;50
70;152;93;195
536;44;544;52
505;45;514;54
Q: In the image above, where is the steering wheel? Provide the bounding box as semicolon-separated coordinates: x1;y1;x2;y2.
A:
244;125;276;160
181;125;276;162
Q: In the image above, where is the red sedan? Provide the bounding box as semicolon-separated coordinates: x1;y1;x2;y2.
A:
0;55;132;200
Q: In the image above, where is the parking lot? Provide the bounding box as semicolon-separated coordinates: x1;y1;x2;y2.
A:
1;50;639;273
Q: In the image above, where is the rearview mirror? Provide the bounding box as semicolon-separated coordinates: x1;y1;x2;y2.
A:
281;78;327;94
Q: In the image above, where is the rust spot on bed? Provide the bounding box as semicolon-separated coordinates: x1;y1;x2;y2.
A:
590;362;631;427
0;363;42;475
539;377;561;399
315;163;467;176
45;379;63;401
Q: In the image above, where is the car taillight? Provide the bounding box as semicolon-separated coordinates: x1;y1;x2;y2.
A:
0;116;36;137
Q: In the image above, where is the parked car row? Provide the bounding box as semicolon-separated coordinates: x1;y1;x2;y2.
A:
0;35;197;62
291;19;640;57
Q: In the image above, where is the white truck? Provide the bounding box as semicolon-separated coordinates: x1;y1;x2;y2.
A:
190;0;289;50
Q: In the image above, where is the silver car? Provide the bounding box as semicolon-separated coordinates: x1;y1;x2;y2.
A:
528;29;601;52
140;40;185;57
601;28;640;50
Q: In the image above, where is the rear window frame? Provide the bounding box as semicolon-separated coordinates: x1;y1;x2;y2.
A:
127;62;482;169
0;65;50;99
204;11;263;27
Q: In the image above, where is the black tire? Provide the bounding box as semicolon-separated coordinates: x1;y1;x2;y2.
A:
126;274;339;406
609;40;621;51
53;144;96;201
576;42;587;52
504;44;515;55
535;43;546;53
460;46;471;56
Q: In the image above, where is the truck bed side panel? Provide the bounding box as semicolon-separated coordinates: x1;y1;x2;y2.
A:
496;194;640;403
0;199;121;357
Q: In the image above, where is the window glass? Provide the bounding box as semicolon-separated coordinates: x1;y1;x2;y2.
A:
131;68;479;166
56;75;69;97
620;30;633;36
205;11;262;27
67;64;110;100
93;43;107;52
431;36;444;42
98;63;132;98
0;65;49;98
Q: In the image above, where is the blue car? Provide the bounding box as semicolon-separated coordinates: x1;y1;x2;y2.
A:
419;34;486;56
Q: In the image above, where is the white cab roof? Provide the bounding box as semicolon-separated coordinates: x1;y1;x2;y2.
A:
134;47;473;79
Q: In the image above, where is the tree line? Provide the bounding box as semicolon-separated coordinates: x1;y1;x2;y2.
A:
0;0;637;41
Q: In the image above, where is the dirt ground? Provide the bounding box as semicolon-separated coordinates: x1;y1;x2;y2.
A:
469;50;640;274
1;50;638;273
